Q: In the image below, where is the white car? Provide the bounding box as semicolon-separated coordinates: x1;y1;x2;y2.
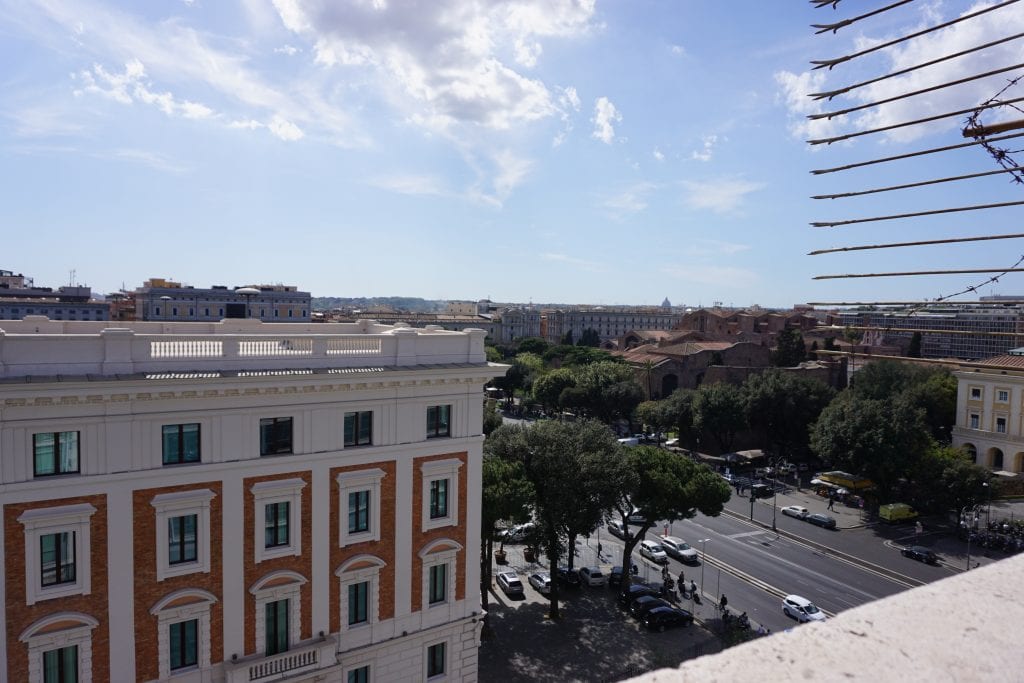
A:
782;594;827;623
639;540;669;565
500;522;536;543
781;505;809;520
658;536;699;563
665;438;680;447
497;571;524;597
528;571;552;595
578;566;607;586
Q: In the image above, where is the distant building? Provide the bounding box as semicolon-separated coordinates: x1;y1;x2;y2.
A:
0;269;108;321
134;278;311;322
542;307;678;345
952;350;1024;474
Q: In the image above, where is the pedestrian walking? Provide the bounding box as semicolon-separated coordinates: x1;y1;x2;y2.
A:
827;496;835;511
597;542;603;559
719;594;728;611
678;570;685;588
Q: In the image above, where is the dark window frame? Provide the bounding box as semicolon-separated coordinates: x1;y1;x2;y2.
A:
43;644;78;683
427;642;446;678
33;431;80;477
348;581;369;625
426;405;451;439
344;411;373;447
265;599;290;655
169;618;198;670
348;665;370;683
428;563;446;605
162;423;201;465
40;531;76;587
264;502;290;548
260;417;294;456
429;479;449;519
348;491;370;534
168;514;198;565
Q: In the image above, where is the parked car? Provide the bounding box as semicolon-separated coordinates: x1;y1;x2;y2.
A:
617;583;660;607
665;437;680;447
629;595;671;620
642;606;694;631
639;540;669;565
497;571;525;598
659;536;699;563
782;594;827;622
607;519;627;539
528;571;552;595
902;545;939;565
555;566;581;589
807;513;837;529
578;566;607;587
781;505;809;519
500;522;536;543
627;508;651;525
880;503;919;523
778;463;798;475
750;483;774;499
608;566;625;588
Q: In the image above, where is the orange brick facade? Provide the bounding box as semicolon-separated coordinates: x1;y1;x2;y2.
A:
132;482;224;681
328;460;398;634
4;495;110;683
242;471;314;655
410;451;468;612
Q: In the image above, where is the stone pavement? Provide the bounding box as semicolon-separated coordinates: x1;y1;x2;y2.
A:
479;545;726;683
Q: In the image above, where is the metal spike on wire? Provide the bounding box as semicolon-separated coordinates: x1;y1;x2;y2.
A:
812;0;915;34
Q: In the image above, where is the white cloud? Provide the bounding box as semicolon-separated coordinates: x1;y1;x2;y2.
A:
268;114;304;141
552;85;581;146
653;147;664;161
603;182;656;215
682;239;751;257
690;134;717;162
670;44;685;56
662;264;758;288
6;104;85;137
106;148;188;173
74;59;218;122
591;96;621;144
680;178;765;213
274;44;299;56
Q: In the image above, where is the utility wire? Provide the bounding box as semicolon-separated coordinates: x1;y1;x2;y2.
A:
812;0;915;34
811;32;1024;100
811;131;1024;174
808;96;1024;145
811;166;1024;199
811;0;1019;70
814;268;1024;279
807;300;1024;305
812;200;1024;227
808;233;1024;255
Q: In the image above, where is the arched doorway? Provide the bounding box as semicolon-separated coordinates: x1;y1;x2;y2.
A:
988;447;1004;470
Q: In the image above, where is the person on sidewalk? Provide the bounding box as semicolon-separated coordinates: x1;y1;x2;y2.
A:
827;495;835;511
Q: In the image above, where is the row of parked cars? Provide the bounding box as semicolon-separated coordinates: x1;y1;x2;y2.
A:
780;505;837;530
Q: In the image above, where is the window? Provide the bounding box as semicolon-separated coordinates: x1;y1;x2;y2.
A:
997;417;1007;434
335;555;385;636
151;589;216;679
428;564;446;605
970;413;980;429
348;581;369;625
33;432;80;477
348;665;370;683
168;514;198;565
970;387;982;399
429;480;448;520
349;491;369;534
19;504;96;605
40;532;76;586
265;599;290;655
426;405;451;438
998;390;1010;403
162;424;201;465
344;411;373;447
169;619;198;670
337;469;386;546
421;459;462;531
427;642;446;678
251;478;305;563
265;502;290;548
260;417;293;455
20;614;97;683
43;645;78;683
151;489;215;581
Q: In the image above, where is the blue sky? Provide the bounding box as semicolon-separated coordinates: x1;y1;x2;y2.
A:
3;1;1023;307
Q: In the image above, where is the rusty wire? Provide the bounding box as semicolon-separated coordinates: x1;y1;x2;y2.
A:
812;0;916;35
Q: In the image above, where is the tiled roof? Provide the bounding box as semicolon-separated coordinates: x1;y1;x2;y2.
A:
977;354;1024;369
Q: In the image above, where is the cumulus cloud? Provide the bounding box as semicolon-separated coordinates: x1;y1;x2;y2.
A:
274;44;299;56
591;96;621;144
272;0;596;131
691;134;717;162
552;85;581;146
680;178;765;213
653;147;664;161
268;114;304;141
74;59;215;121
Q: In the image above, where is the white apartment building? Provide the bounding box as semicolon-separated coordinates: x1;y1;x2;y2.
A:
952;350;1024;473
0;317;504;682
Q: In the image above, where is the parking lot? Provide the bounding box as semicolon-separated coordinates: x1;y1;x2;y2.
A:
478;542;723;683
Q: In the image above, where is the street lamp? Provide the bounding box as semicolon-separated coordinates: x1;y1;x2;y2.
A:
698;538;710;591
962;504;981;571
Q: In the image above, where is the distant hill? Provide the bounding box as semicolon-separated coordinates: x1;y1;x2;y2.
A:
312;297;445;313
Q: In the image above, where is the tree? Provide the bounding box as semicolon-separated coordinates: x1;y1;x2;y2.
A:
694;382;747;452
907;331;922;358
485;346;503;363
517;337;550;356
577;328;601;347
640;359;657;400
561;330;574;345
486;420;624;619
610;447;731;595
909;446;992;514
480;453;534;617
662;389;698;446
482;400;503;435
772;328;807;367
743;369;834;460
574;361;644;423
823;337;837;352
636;400;674;437
532;368;576;413
810;393;932;500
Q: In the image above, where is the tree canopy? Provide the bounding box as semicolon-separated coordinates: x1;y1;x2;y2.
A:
743;369;834;460
772;329;807;367
694;382;747;452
